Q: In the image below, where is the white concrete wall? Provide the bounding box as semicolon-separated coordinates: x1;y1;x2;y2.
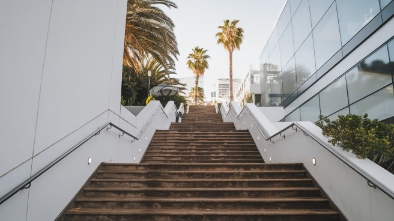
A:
226;102;394;221
0;1;178;221
258;107;285;122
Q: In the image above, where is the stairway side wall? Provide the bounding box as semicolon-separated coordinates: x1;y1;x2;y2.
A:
230;103;394;221
0;1;131;220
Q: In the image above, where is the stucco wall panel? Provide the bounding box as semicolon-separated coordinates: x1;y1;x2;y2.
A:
33;0;119;155
0;0;52;177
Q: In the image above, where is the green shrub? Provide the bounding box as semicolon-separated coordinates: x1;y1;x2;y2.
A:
316;114;394;174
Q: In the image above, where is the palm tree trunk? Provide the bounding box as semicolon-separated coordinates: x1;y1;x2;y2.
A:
229;50;233;101
195;75;199;105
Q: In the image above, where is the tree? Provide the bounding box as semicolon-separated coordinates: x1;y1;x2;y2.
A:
216;19;244;101
186;47;210;104
124;0;179;72
121;58;186;106
189;87;205;105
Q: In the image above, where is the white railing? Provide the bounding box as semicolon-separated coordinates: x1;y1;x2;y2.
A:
221;102;394;221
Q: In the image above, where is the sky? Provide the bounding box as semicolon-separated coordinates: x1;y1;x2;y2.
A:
161;0;287;96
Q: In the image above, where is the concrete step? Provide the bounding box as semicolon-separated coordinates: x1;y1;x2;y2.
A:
74;197;330;210
141;159;265;164
89;178;313;188
83;187;321;198
145;146;259;151
65;208;340;221
142;155;263;161
143;151;261;156
100;163;304;171
95;170;308;179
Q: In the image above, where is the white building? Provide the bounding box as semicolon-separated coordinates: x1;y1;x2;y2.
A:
211;78;242;103
235;70;263;107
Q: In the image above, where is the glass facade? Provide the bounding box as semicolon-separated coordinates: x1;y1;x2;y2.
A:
313;2;342;69
259;0;394;122
337;0;380;45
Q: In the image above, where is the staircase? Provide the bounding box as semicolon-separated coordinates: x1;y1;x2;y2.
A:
61;105;341;221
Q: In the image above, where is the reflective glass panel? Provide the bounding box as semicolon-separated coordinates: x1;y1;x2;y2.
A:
295;34;316;87
319;76;348;116
290;0;302;16
300;95;320;122
270;45;282;73
327;107;350;121
281;58;297;99
292;0;312;51
380;0;393;9
346;45;392;103
350;85;394;120
268;26;279;54
337;0;380;45
313;3;342;69
269;72;283;106
259;45;269;65
280;23;295;68
309;0;334;28
389;38;394;82
278;2;291;37
285;108;301;121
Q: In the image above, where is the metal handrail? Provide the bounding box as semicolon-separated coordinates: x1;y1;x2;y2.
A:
0;122;138;205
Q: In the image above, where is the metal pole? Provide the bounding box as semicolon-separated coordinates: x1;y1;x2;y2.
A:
148;70;151;96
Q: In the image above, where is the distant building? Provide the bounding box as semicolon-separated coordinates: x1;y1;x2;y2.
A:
212;78;242;103
177;76;204;102
235;69;263;107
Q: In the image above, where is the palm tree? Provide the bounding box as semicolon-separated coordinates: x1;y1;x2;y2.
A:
186;47;210;105
121;57;186;106
189;87;205;105
216;19;244;101
124;0;179;72
144;57;187;94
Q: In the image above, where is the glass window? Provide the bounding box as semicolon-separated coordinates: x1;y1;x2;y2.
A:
309;0;335;28
300;95;320;122
319;76;348;116
313;2;342;69
252;74;260;84
350;85;394;120
290;0;302;16
285;108;301;121
268;26;279;55
280;23;295;68
388;38;394;74
270;45;282;73
327;107;350;121
261;65;283;107
337;0;380;45
278;2;291;37
380;0;393;9
259;45;269;65
292;0;312;51
295;34;316;87
281;58;297;99
269;72;283;106
346;45;392;103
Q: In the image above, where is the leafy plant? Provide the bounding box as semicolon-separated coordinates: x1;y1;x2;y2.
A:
316;114;394;174
146;95;155;105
